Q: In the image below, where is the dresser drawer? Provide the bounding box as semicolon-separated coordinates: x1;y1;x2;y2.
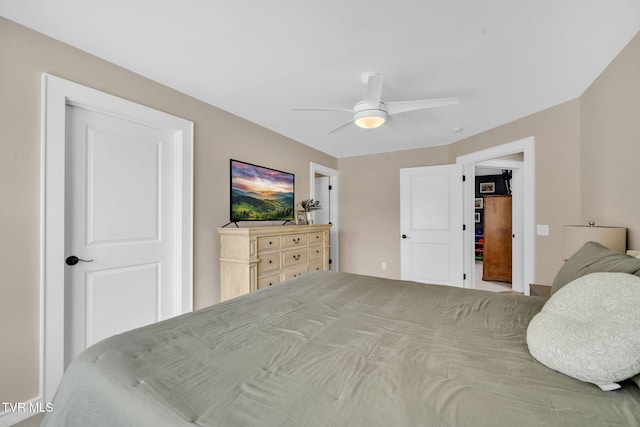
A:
258;252;280;275
282;233;307;248
257;273;281;290
308;231;325;245
308;260;325;272
309;245;324;260
282;266;308;281
257;236;281;251
282;248;308;267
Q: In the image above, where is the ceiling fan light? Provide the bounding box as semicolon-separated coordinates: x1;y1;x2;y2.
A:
354;110;386;129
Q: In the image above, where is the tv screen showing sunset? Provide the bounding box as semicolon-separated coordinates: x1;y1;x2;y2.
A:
230;160;295;222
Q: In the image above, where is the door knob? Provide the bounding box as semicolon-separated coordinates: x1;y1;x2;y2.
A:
65;255;94;266
402;234;408;239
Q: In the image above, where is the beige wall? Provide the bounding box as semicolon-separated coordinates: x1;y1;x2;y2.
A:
0;17;336;408
338;146;449;278
581;32;640;247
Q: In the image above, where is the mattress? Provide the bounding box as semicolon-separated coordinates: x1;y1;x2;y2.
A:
43;271;640;426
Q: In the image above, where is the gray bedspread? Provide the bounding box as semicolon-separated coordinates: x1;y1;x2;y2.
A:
43;271;640;426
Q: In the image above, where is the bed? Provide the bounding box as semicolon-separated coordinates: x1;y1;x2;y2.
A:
43;246;640;426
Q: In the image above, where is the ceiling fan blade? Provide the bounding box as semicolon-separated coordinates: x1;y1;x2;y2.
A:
383;115;401;132
291;107;352;112
363;74;383;107
328;119;355;134
386;97;459;116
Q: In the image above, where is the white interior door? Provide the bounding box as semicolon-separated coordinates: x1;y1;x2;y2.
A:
314;176;330;225
311;163;339;271
64;105;179;367
42;74;193;405
400;164;463;287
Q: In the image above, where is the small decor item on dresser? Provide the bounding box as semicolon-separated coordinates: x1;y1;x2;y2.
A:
297;199;321;225
296;211;308;225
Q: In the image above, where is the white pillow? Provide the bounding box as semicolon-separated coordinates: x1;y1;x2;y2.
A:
527;272;640;391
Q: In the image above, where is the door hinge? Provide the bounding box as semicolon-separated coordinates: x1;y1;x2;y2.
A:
463;273;467;280
328;185;332;190
329;259;332;265
462;175;466;182
462;224;466;231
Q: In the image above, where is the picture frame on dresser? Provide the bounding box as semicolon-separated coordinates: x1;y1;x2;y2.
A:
295;211;308;225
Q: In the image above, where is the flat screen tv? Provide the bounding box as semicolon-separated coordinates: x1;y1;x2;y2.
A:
230;159;295;223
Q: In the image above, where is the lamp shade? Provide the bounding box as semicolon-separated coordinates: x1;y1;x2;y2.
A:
561;223;626;260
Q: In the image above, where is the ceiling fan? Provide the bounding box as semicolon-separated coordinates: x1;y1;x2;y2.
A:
292;73;459;134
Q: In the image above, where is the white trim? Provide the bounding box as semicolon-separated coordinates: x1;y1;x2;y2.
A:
40;74;193;403
471;160;524;292
310;162;339;271
457;137;535;295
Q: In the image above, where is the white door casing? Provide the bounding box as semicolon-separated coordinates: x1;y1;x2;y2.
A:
64;105;181;367
457;137;535;294
41;74;193;403
310;163;339;271
400;164;463;287
473;160;523;291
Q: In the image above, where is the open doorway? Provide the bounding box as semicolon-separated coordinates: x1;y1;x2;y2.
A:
310;163;339;271
474;164;516;292
457;137;535;295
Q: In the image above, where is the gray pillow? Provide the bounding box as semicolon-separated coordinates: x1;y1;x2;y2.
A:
552;242;640;294
528;272;640;391
631;374;640;390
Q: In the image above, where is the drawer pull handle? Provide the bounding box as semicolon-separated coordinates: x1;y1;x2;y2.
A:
268;260;272;264
293;254;301;260
292;238;300;243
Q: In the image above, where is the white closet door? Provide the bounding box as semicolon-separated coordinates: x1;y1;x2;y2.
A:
400;164;463;287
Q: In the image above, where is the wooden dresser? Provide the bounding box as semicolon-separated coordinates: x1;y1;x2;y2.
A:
482;195;512;283
218;224;331;301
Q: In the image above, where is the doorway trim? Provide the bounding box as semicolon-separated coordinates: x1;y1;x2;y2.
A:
456;137;535;294
310;162;339;271
40;74;194;403
473;160;523;291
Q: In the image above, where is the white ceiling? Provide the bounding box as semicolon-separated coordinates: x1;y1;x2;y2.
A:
2;1;639;158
